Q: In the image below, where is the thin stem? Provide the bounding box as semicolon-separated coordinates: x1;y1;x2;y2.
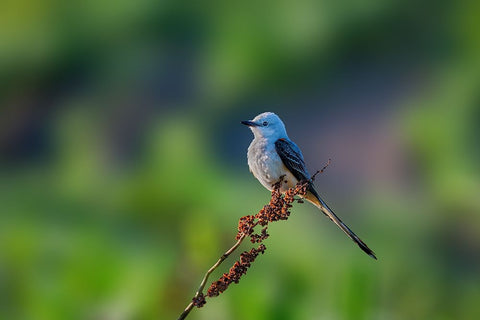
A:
178;233;248;320
197;234;247;296
178;302;194;320
311;158;331;181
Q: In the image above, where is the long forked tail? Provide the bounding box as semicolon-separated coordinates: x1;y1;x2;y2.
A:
305;187;377;260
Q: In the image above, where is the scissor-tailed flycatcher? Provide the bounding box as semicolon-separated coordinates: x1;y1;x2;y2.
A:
242;112;376;259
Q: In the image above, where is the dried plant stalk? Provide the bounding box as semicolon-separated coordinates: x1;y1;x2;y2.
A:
178;166;328;320
178;234;247;319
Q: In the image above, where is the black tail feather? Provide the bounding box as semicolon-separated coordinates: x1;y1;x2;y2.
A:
307;186;377;260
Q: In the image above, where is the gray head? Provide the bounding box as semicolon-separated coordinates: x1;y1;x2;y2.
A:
241;112;288;140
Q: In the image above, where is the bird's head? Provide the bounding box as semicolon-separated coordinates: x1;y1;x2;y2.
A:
241;112;288;140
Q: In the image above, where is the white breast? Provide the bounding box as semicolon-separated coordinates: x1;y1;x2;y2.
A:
247;137;298;192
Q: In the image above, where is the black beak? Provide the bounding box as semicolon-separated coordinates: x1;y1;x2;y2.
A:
241;120;258;127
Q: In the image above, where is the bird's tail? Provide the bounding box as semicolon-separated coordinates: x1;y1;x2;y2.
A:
305;186;377;260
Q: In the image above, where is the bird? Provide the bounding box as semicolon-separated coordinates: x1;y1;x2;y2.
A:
241;112;376;259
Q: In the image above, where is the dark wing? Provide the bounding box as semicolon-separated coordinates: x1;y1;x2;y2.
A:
275;138;310;182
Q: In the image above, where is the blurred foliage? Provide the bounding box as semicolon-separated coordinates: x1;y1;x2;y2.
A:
1;0;480;319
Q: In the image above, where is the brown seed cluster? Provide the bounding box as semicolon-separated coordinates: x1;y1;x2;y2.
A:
237;180;309;241
236;215;256;240
194;178;310;308
206;244;266;297
250;227;268;243
192;293;206;307
255;181;308;227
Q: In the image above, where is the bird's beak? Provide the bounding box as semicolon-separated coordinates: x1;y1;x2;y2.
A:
241;120;259;127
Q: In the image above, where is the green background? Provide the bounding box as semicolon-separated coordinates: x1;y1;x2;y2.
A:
1;1;480;319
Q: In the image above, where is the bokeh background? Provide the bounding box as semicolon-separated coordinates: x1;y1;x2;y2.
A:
1;1;480;319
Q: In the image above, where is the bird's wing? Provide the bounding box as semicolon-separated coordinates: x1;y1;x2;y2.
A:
275;138;310;181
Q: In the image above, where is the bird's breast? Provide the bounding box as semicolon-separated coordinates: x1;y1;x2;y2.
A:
247;138;298;191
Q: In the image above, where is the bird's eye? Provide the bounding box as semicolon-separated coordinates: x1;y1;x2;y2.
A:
262;121;268;126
